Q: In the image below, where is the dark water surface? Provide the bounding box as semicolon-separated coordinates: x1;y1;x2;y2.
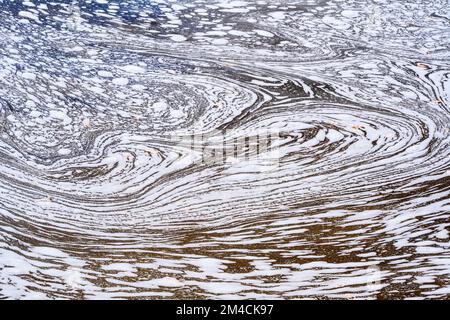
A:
0;0;449;299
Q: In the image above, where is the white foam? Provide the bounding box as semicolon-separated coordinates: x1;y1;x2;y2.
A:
21;72;36;80
119;65;146;74
98;70;113;78
253;29;274;37
18;11;39;22
169;35;187;42
112;78;129;86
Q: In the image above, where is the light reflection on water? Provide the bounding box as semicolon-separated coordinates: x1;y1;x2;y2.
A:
0;0;449;299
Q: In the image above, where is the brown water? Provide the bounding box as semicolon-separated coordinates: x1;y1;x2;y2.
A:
0;0;449;299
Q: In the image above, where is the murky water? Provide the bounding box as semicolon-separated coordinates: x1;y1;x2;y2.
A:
0;0;449;299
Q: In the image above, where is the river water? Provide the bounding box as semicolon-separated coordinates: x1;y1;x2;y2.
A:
0;0;449;299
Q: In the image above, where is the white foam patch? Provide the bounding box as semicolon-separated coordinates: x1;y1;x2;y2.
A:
18;11;39;21
112;78;129;85
98;70;113;77
58;148;72;155
253;29;274;37
169;35;187;42
119;65;146;74
21;72;36;80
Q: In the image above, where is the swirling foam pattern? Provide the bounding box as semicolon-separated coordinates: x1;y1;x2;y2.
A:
0;0;449;299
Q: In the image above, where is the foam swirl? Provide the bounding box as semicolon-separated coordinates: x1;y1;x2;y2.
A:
0;0;449;299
